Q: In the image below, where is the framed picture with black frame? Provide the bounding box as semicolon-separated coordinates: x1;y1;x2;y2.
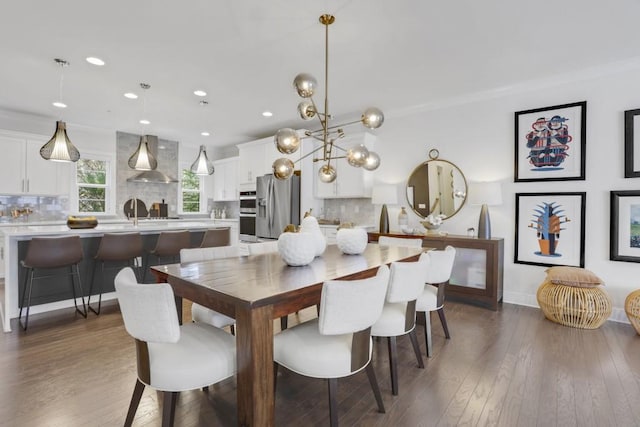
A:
514;101;586;182
514;192;586;268
624;109;640;178
610;190;640;262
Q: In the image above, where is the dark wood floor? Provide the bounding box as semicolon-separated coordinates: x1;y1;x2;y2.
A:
1;299;639;427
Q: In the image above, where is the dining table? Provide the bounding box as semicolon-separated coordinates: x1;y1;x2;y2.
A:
151;243;425;426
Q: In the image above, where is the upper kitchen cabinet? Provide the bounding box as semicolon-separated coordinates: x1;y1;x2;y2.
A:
210;156;238;201
237;137;269;191
237;133;302;191
314;132;376;198
0;132;70;195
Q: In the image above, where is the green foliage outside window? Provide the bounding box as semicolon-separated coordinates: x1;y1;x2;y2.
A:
182;169;200;212
77;159;107;213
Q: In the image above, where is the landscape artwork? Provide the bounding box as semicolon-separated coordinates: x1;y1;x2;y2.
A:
611;191;640;262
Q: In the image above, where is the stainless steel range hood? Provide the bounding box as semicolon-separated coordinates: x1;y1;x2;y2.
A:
126;135;179;183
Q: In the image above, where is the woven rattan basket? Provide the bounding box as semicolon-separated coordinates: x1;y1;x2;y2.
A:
536;279;611;329
625;289;640;335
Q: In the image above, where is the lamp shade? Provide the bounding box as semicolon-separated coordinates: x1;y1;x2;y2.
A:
40;121;80;162
128;135;158;170
190;145;214;175
371;184;398;205
468;182;503;206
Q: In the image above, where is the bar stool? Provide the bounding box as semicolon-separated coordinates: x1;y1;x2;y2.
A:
87;232;143;315
19;235;87;331
199;228;230;248
142;230;191;281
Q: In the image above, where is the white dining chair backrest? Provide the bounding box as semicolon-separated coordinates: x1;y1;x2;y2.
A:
378;236;423;248
425;246;456;284
114;267;180;343
180;245;240;263
247;240;279;255
318;265;390;335
387;252;430;303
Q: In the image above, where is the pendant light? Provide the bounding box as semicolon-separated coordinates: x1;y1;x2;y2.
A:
128;83;158;170
40;58;80;162
191;145;215;175
190;100;214;175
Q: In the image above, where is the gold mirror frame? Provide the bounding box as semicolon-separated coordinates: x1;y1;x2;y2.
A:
405;149;468;220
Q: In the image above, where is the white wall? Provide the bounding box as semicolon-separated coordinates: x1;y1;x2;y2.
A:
373;63;640;322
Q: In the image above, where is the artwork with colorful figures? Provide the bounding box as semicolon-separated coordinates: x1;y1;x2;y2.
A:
525;116;572;170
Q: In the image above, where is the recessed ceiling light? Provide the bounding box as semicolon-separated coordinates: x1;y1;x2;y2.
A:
52;101;67;108
194;90;207;97
201;131;210;136
139;119;150;125
262;111;273;117
124;92;138;99
86;57;105;66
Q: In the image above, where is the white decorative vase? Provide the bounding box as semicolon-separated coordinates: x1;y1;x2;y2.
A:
299;215;326;256
336;227;368;255
277;232;316;266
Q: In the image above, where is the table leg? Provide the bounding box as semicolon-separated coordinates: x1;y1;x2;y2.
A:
235;304;274;427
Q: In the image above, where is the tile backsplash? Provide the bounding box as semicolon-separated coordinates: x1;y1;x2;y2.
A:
0;194;68;223
323;198;375;226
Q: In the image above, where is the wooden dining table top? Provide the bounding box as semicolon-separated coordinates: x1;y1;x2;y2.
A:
151;243;425;313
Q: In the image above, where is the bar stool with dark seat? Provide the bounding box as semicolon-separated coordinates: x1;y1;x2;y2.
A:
87;232;143;315
19;235;87;330
199;227;231;248
142;230;191;281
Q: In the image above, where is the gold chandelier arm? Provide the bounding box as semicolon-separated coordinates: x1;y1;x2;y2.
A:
309;97;326;130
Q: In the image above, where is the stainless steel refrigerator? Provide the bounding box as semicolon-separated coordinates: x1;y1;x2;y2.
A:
256;173;301;239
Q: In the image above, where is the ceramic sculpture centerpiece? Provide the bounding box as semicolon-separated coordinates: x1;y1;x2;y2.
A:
277;224;316;266
298;210;326;257
336;223;368;255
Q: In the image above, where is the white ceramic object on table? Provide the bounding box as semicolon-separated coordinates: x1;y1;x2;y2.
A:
336;227;368;255
277;231;316;266
299;214;326;257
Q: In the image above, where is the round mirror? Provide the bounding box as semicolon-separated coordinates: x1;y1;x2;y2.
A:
406;150;467;219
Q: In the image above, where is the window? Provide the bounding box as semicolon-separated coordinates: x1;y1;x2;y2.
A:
76;158;109;213
181;168;202;213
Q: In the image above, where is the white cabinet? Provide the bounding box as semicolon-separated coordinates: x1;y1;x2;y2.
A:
313;132;375;199
0;133;70;195
213;219;239;246
237;132;305;191
237;138;269;190
320;225;338;245
211;157;238;201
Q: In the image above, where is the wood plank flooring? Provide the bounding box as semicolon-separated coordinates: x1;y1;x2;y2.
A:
0;299;639;427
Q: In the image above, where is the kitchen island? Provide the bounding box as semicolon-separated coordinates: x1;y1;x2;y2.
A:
0;219;228;332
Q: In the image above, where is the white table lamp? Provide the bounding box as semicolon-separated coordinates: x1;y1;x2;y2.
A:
468;182;502;239
371;185;398;234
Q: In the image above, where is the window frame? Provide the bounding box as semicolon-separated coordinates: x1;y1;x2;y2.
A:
178;163;206;215
72;152;114;216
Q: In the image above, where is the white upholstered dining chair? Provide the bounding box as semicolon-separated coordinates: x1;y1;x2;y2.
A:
416;245;456;357
371;253;428;395
273;265;390;427
114;267;236;427
180;246;240;331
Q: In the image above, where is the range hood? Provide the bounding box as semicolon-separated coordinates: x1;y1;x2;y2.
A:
126;135;179;183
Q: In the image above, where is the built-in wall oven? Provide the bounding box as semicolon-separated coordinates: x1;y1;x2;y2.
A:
239;190;257;241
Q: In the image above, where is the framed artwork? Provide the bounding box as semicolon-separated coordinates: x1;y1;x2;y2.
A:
610;190;640;262
624;109;640;178
514;101;586;182
514;192;586;267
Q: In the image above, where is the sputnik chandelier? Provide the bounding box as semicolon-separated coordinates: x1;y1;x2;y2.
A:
272;14;383;183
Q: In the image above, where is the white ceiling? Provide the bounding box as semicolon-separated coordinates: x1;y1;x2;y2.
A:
1;0;639;149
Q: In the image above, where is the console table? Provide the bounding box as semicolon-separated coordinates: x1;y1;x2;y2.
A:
368;232;504;310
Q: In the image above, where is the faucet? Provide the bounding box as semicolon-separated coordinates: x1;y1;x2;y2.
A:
130;198;138;227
